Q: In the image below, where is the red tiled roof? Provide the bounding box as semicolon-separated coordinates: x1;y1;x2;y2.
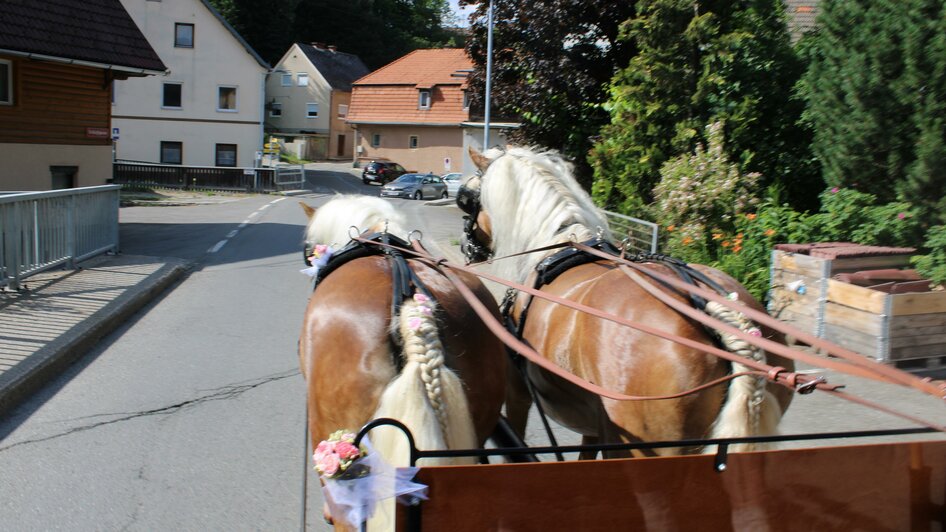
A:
348;49;472;125
353;49;472;88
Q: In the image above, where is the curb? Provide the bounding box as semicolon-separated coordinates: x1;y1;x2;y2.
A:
0;258;190;418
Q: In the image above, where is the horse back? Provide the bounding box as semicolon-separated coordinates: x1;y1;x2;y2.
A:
518;260;732;445
299;255;506;443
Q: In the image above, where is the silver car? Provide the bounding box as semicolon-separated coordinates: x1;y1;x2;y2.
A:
441;172;463;197
380;173;448;200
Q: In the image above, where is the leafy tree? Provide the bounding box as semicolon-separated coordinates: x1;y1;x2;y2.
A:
589;0;816;214
208;0;460;69
207;0;300;65
292;0;461;70
462;0;639;187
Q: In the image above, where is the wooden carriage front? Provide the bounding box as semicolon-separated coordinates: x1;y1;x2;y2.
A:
396;439;946;531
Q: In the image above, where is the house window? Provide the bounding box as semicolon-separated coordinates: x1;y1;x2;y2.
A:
50;166;77;190
269;102;282;117
162;82;182;108
306;102;319;118
174;23;194;48
463;91;469;109
337;104;348;118
418;90;430;110
215;144;237;167
160;141;183;164
217;86;237;111
371;133;381;148
298;73;309;87
409;136;419;149
281;72;292;86
1;59;12;105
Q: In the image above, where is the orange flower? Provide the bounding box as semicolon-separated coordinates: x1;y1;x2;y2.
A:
732;245;742;253
682;237;693;245
764;228;776;237
745;213;757;220
721;241;731;248
666;225;676;232
712;233;723;240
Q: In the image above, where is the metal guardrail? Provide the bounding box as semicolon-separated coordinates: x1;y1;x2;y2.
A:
603;210;659;254
112;161;277;191
0;185;120;290
274;164;305;190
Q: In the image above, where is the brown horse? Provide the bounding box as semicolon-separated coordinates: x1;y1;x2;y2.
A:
298;195;506;529
458;147;796;458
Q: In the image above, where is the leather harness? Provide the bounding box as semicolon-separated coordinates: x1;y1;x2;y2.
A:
501;237;734;345
307;231;435;365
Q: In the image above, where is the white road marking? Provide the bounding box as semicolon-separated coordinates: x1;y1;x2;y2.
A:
209;240;227;253
208;197;287;254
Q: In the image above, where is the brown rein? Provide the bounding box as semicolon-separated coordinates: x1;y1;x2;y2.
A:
351;236;946;432
571;241;946;400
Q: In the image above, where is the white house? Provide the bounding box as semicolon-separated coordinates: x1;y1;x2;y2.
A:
265;43;369;161
113;0;270;168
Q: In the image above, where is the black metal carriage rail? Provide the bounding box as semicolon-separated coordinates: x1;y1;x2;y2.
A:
355;417;939;473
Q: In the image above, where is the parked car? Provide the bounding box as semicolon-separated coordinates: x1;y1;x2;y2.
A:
362;160;408;184
380;173;448;200
441;172;463;197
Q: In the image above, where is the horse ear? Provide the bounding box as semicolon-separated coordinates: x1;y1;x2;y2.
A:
468;147;492;173
299;202;316;220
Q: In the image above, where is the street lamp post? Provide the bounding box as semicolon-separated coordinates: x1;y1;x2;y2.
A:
483;0;494;150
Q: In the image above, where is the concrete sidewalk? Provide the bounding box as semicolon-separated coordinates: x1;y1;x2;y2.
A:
0;254;190;417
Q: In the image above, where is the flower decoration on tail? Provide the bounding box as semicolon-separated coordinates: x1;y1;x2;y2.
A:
314;430;369;480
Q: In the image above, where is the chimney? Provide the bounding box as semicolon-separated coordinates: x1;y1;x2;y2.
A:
311;42;325;49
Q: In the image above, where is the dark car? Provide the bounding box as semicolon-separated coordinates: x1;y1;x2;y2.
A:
380;173;448;200
362;160;407;184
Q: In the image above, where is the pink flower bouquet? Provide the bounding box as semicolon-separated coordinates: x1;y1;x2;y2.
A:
314;430;369;480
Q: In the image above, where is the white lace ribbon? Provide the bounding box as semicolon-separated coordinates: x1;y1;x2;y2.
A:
320;439;428;528
300;246;334;278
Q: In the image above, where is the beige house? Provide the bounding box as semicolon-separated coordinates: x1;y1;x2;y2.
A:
113;0;269;168
0;0;165;190
265;43;369;161
347;48;515;177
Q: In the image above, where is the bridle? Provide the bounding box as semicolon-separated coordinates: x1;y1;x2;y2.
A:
456;179;493;264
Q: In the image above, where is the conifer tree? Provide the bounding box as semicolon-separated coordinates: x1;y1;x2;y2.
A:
799;0;914;203
589;0;814;214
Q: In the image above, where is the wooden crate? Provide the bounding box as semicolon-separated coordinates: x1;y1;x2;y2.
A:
768;249;911;337
823;279;946;363
769;249;946;365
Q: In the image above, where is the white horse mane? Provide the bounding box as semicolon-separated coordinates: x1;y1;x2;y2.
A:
478;147;612;283
303;194;407;249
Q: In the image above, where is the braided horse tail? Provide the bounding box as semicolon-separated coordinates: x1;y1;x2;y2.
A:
705;301;784;452
370;295;479;467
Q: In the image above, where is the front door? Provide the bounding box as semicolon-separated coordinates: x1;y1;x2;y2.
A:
337;134;345;157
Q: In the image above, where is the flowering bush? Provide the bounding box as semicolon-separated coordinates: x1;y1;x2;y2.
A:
653;121;760;249
314;430;369;480
659;188;927;302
